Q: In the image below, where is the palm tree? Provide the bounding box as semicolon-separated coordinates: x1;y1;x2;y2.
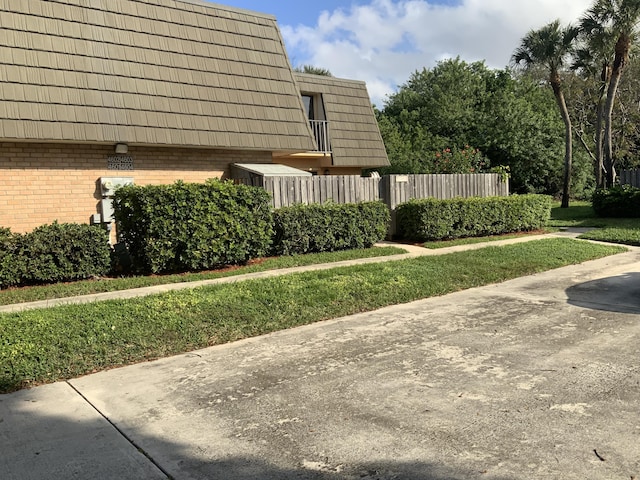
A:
582;0;640;187
513;20;579;208
573;13;615;188
294;65;333;77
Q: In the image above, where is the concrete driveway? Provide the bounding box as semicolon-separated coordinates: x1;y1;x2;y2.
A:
2;248;640;479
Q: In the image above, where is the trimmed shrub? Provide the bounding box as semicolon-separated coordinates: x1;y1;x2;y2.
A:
0;228;22;288
272;201;390;255
592;186;640;217
0;223;111;288
113;179;273;273
396;194;552;241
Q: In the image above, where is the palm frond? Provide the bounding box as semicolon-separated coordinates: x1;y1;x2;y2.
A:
512;19;576;74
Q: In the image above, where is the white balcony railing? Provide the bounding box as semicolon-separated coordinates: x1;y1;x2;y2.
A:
309;120;331;153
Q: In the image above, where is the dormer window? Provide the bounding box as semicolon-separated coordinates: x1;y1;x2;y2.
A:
302;95;315;120
301;93;330;153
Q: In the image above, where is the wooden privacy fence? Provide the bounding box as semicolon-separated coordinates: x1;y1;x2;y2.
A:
381;174;509;235
263;175;380;208
380;173;509;210
240;174;509;236
619;169;640;187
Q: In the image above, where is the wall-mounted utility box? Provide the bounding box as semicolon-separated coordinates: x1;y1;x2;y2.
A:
100;177;134;197
100;199;115;222
99;176;134;223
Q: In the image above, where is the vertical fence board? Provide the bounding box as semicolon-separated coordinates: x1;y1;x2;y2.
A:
259;174;507;234
263;174;507;207
620;169;640;188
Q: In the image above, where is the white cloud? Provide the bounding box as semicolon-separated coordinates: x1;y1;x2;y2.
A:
281;0;593;107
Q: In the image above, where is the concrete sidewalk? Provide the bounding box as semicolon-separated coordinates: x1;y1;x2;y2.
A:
3;231;639;479
0;230;585;314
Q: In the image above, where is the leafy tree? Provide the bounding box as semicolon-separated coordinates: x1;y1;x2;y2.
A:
581;0;640;187
383;58;488;147
513;20;579;208
481;71;582;196
567;52;640;177
379;59;494;176
375;4;640;201
375;109;428;173
378;58;583;197
608;55;640;169
574;11;616;187
375;106;450;174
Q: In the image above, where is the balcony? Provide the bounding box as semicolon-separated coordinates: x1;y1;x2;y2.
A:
309;120;331;153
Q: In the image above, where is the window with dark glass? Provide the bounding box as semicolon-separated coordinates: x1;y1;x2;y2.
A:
302;95;314;120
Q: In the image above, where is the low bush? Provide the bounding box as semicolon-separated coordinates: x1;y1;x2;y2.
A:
592;186;640;217
0;223;111;288
396;194;552;241
0;228;21;288
272;201;390;255
113;179;273;273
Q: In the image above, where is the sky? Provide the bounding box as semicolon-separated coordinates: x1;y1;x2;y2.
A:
208;0;594;107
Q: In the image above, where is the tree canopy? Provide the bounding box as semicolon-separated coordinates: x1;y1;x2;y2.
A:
376;0;640;200
377;58;592;197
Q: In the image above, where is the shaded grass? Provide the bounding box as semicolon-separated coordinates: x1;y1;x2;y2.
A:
0;238;625;393
0;246;405;307
549;201;599;227
549;201;640;228
579;228;640;246
549;201;640;246
423;230;551;249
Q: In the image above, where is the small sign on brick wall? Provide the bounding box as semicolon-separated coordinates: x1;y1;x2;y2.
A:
107;155;134;171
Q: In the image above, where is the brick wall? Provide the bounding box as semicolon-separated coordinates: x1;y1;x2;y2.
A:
0;142;271;233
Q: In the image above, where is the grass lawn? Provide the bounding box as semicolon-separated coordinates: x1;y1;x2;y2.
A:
0;238;625;393
550;201;640;228
550;201;640;246
423;230;551;249
579;227;640;246
0;246;406;307
549;200;603;227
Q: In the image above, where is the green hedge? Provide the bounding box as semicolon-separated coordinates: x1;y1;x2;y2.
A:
0;223;111;288
0;228;19;288
396;194;552;241
592;186;640;217
113;179;273;273
272;201;390;255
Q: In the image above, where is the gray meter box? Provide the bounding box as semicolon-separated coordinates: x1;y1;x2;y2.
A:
100;177;134;197
100;177;134;222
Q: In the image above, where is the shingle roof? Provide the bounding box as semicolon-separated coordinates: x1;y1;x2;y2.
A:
294;73;389;168
0;0;315;152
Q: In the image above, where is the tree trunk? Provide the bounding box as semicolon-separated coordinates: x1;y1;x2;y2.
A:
603;68;622;187
603;34;631;188
552;76;572;208
595;63;611;189
594;87;606;188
